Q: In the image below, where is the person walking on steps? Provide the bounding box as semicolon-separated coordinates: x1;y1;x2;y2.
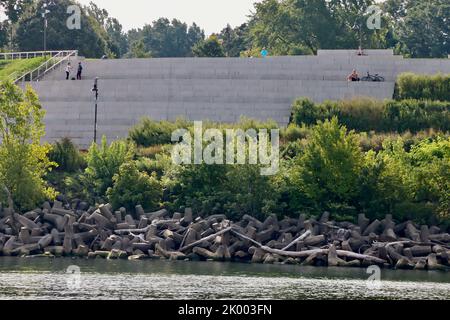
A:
65;62;72;80
77;62;83;80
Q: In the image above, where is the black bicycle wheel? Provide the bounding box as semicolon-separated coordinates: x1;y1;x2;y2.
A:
361;76;371;81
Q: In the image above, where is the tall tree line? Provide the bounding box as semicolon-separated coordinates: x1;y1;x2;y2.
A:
0;0;449;58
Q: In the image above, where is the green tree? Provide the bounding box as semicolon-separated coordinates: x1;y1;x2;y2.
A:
408;138;450;219
105;17;128;58
192;35;225;57
84;136;135;198
0;21;8;48
384;0;450;58
130;39;151;58
0;0;32;23
218;23;250;57
0;81;56;210
289;118;364;214
86;2;128;57
133;18;204;57
249;0;389;55
14;0;110;57
249;0;334;54
358;141;412;220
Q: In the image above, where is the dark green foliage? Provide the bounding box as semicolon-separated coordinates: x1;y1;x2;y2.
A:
249;0;390;55
84;136;135;198
107;161;162;213
128;18;204;58
129;118;189;147
287;118;364;214
192;35;225;57
130;40;151;58
218;23;250;57
0;0;32;23
0;21;8;48
166;163;277;221
86;2;128;58
359;137;450;222
386;0;450;58
14;0;109;57
49;138;86;172
396;73;450;101
291;97;450;133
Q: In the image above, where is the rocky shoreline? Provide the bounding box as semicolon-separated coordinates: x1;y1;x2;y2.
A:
0;200;449;271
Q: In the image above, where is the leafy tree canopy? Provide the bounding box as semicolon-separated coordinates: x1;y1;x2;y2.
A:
129;18;204;58
192;35;225;57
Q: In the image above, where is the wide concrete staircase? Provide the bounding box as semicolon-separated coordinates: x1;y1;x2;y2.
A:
26;49;450;148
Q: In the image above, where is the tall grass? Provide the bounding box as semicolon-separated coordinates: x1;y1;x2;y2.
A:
0;57;48;81
396;73;450;101
291;97;450;133
129;116;279;147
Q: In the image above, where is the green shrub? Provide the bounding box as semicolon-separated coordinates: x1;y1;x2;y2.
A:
136;153;172;179
129;117;189;147
49;138;86;172
384;99;450;132
129;117;279;148
165;162;277;221
396;73;450;101
359;137;450;224
107;161;162;213
358;142;412;221
84;136;135;198
291;97;450;133
356;129;449;152
291;98;324;126
281;124;311;143
408;138;450;220
288;118;364;217
336;98;385;131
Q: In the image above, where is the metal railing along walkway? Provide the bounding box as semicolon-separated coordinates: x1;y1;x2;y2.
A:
9;50;78;83
0;50;75;60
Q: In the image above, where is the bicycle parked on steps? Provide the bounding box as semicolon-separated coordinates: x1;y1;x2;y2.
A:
361;72;385;82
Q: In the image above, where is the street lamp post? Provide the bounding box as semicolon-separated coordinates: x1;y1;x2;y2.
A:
92;78;99;144
41;5;50;53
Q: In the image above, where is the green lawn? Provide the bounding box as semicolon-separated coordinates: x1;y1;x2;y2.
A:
0;57;48;82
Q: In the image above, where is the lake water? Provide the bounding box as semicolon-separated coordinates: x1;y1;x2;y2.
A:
0;257;449;300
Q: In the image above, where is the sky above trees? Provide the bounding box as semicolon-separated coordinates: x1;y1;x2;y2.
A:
75;0;261;35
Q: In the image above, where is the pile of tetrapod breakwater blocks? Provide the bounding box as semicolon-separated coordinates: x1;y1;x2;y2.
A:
0;200;449;271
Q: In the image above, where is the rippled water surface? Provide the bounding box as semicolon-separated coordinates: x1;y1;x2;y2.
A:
0;258;449;300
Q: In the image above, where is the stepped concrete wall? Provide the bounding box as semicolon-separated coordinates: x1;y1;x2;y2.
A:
25;50;450;148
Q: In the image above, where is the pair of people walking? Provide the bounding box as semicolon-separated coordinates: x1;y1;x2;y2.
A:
65;62;83;80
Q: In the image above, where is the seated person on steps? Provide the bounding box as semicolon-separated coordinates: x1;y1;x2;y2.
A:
357;46;366;56
347;69;360;81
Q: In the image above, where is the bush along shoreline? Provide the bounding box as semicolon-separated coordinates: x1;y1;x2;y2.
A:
0;201;449;271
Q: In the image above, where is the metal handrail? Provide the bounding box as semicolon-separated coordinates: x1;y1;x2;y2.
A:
0;50;75;60
12;50;78;83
